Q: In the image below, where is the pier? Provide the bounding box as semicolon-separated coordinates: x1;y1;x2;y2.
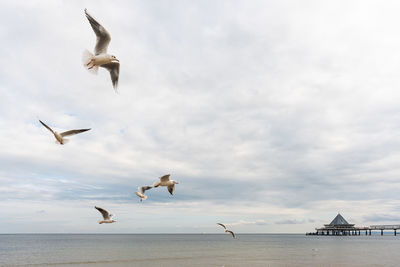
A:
370;225;400;236
306;214;400;236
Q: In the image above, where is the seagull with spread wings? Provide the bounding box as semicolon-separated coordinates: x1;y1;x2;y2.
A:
83;9;120;91
135;185;153;201
153;174;179;195
217;223;236;239
39;120;90;145
95;206;116;224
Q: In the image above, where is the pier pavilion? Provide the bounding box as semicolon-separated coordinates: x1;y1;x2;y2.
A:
307;213;368;236
307;213;400;236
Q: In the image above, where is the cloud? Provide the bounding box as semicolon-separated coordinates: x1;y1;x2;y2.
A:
228;220;267;227
275;219;305;225
363;214;400;223
1;0;400;232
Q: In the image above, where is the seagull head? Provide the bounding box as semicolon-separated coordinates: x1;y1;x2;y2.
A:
110;55;119;63
173;180;179;184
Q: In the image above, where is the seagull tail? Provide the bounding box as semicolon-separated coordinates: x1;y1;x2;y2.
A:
82;49;98;74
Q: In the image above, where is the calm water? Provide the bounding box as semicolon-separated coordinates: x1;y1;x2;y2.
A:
1;234;399;267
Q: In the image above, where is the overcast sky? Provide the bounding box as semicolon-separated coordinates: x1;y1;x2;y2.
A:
1;0;400;233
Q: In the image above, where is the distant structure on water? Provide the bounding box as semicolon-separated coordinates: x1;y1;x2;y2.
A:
307;213;399;236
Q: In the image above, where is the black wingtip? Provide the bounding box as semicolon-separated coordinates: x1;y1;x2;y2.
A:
112;81;119;92
84;8;91;18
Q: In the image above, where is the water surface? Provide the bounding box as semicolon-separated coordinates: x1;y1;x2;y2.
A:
1;234;399;266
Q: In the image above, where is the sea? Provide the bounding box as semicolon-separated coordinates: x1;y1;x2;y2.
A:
1;234;399;267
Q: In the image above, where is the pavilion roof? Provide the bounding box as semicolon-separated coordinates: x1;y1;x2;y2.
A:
328;213;352;225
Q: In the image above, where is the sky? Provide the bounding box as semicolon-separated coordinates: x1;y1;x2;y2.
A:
1;0;400;233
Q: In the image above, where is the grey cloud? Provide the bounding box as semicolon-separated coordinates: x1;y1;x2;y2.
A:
363;214;400;223
2;0;400;232
275;219;305;225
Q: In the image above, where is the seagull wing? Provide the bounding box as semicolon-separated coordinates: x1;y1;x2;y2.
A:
138;185;153;194
39;120;55;134
101;62;120;91
167;184;175;195
142;186;153;192
95;206;110;220
85;9;111;55
60;129;91;137
217;223;226;229
137;186;145;194
160;174;171;182
226;230;236;238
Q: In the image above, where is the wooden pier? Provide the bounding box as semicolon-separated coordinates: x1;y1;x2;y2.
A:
306;214;400;236
370;225;400;236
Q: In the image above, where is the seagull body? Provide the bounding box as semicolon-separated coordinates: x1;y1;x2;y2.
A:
135;185;153;201
83;9;120;90
95;206;116;224
87;54;116;67
153;174;179;195
217;223;236;239
39;120;90;145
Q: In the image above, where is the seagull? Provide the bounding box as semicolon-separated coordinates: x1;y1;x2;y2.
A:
153;174;179;195
83;9;120;91
95;206;116;224
217;223;236;239
135;185;153;201
39;120;90;145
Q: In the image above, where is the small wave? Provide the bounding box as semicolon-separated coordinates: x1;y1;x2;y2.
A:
2;255;205;267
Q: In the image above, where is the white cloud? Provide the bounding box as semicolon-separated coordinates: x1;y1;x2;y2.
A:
1;0;400;233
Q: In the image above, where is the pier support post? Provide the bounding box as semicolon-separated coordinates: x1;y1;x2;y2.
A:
381;229;383;236
369;230;371;235
395;229;397;236
365;230;367;235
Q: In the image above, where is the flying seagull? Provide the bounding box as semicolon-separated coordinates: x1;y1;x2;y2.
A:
39;120;90;145
83;9;120;91
95;206;116;224
217;223;236;239
135;185;153;201
153;174;179;195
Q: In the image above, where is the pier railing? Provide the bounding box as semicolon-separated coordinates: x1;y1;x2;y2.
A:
370;225;400;230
